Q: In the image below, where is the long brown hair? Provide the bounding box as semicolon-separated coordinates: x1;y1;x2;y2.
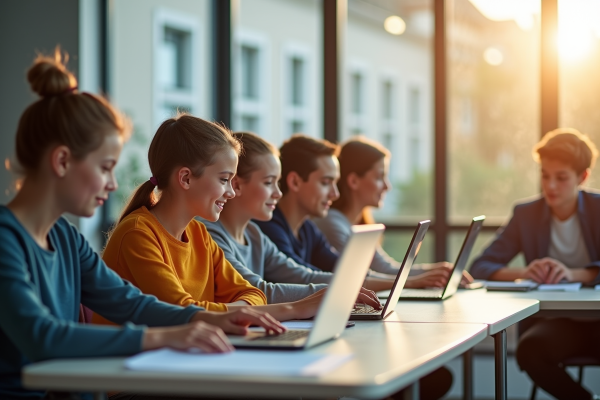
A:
233;131;279;180
15;48;129;175
116;114;240;224
332;136;390;224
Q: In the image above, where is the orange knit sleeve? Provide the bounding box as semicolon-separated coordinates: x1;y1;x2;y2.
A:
114;228;228;312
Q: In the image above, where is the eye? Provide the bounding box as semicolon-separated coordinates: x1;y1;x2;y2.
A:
220;178;229;184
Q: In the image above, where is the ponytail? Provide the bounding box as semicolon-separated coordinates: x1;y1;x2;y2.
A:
109;114;240;237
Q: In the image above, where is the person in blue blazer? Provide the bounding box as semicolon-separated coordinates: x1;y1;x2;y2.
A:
470;128;600;400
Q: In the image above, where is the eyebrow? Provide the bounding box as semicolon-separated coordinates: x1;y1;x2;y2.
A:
220;171;236;175
263;174;278;179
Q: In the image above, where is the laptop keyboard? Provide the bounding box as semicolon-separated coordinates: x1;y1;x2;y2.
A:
251;330;309;342
400;289;444;298
352;303;382;314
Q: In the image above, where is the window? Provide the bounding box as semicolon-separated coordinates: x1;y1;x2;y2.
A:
346;0;435;227
235;0;321;144
281;43;313;139
241;45;259;100
558;0;600;190
233;30;268;138
153;9;200;127
448;0;540;226
347;66;368;136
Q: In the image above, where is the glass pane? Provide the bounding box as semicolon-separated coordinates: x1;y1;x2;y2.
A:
345;0;435;223
559;0;600;189
382;231;435;264
448;0;541;225
108;0;212;220
449;230;526;272
234;0;323;144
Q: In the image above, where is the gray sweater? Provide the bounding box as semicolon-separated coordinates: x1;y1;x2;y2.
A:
313;209;421;276
202;219;331;304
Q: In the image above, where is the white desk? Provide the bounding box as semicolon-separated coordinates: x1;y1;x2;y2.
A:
23;322;487;400
385;290;540;400
479;288;600;317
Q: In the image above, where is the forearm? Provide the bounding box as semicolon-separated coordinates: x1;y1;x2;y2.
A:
363;277;394;291
571;267;600;283
488;267;526;281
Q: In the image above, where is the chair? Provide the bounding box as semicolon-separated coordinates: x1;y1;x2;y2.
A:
78;304;93;323
529;356;600;400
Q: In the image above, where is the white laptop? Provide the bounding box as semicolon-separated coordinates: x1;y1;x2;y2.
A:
350;220;430;320
398;215;485;301
227;224;385;350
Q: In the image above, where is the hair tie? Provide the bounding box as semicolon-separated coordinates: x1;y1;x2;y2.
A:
63;86;78;95
149;176;158;186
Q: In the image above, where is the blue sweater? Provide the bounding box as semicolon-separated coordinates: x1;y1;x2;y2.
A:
0;206;203;399
254;207;339;272
469;191;600;285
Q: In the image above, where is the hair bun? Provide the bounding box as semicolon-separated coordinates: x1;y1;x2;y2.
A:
27;49;77;98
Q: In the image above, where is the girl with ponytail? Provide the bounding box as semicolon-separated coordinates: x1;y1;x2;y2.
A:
0;50;283;400
95;116;335;323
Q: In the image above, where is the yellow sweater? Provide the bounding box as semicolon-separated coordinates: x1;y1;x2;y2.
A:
93;207;266;325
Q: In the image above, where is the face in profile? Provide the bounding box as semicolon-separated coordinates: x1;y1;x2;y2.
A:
188;147;238;222
234;153;282;221
540;157;587;212
295;155;340;218
59;133;123;217
351;157;391;209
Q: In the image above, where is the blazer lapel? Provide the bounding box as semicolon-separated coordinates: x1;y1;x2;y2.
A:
577;191;597;260
538;201;551;257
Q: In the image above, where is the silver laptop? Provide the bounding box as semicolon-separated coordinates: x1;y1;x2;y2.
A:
227;224;385;350
398;215;485;301
350;220;429;320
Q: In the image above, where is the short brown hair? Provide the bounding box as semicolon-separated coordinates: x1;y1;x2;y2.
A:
279;134;339;194
533;128;598;174
16;48;130;174
233;132;279;180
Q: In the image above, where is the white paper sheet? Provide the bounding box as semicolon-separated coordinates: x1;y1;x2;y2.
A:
281;321;314;329
485;280;538;290
125;348;352;376
537;283;582;292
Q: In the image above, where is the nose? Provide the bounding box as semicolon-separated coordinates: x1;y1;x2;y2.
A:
224;182;236;199
273;184;282;199
107;171;118;192
330;183;340;200
383;177;391;192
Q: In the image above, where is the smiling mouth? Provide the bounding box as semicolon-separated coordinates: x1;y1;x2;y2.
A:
96;197;107;205
265;203;277;209
215;201;226;210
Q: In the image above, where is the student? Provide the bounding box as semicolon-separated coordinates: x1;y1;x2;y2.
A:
470;128;600;400
93;115;334;324
203;132;384;304
0;52;283;400
313;136;473;288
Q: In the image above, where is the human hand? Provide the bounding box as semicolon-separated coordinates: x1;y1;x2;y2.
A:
406;267;451;288
143;321;234;353
356;286;383;309
524;259;553;283
540;257;573;283
461;269;474;286
192;307;286;336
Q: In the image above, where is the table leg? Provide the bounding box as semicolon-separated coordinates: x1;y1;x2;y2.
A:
403;380;419;400
463;349;473;400
93;392;105;400
493;329;507;400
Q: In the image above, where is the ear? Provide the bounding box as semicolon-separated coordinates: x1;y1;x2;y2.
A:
346;172;361;191
50;145;72;178
286;171;303;193
231;175;243;197
578;168;590;185
177;167;193;190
